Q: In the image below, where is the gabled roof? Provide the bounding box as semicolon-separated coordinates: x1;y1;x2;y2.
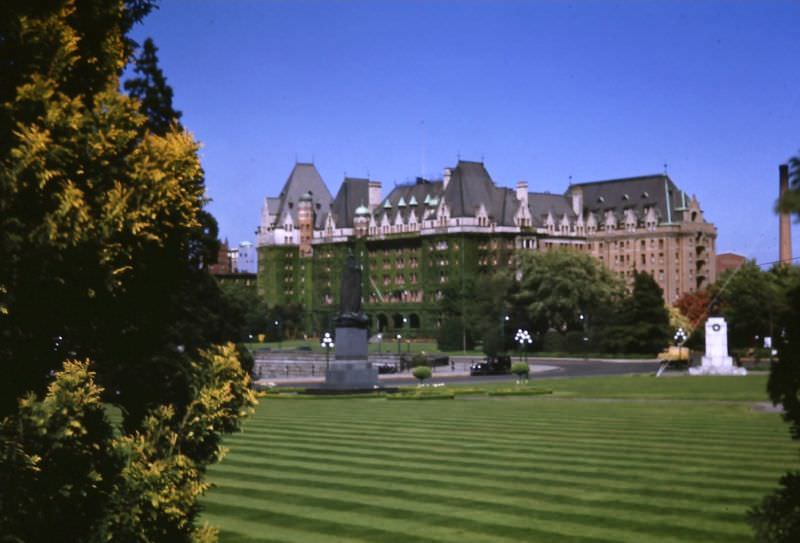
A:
569;174;687;224
443;161;498;219
528;192;575;227
442;161;526;226
378;178;444;223
263;196;282;216
330;177;370;228
274;163;333;229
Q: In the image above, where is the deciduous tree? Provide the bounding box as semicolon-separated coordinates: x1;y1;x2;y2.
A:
514;250;623;336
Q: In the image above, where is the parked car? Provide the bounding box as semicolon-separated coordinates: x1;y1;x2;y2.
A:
470;355;512;376
398;354;450;371
376;362;398;374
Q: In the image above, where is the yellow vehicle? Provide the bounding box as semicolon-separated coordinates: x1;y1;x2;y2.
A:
658;345;690;362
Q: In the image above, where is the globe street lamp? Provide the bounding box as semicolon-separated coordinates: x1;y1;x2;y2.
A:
515;328;533;364
321;332;334;370
674;327;687;347
501;313;510;349
377;332;383;354
396;333;402;354
274;320;281;349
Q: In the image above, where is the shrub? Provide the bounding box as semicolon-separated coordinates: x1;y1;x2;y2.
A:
412;366;432;383
748;472;800;543
412;353;428;367
511;362;530;381
0;343;256;542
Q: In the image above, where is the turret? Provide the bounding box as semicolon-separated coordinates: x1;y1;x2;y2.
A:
354;203;370;238
298;191;314;256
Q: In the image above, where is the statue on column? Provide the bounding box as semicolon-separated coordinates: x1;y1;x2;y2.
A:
335;250;369;327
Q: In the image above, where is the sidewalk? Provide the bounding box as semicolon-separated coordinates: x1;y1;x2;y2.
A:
255;363;560;386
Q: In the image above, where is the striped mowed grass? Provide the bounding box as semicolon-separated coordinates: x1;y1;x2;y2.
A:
202;375;797;543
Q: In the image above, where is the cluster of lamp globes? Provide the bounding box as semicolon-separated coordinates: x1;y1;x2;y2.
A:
320;332;335;350
515;329;533;347
674;327;687;346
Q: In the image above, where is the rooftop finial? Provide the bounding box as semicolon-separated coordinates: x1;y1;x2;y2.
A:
664;163;668;175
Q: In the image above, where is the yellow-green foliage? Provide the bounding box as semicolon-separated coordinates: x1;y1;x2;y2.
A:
0;344;256;543
1;1;205;309
177;344;258;465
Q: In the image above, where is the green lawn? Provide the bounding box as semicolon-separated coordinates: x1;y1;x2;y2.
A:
202;375;797;542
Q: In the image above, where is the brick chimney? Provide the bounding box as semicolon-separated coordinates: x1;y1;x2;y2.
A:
780;164;792;264
516;181;528;205
368;180;382;211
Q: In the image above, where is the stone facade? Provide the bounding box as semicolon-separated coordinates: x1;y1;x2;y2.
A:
256;161;717;336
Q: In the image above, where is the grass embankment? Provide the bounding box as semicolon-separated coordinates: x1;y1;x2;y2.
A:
202;375;795;543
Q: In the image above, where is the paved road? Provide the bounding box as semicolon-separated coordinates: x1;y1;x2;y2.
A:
264;357;661;388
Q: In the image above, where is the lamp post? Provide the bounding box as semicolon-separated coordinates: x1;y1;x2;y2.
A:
674;327;687;364
501;313;510;350
321;332;334;370
396;333;402;354
674;327;687;347
515;328;533;364
377;332;382;354
274;320;281;349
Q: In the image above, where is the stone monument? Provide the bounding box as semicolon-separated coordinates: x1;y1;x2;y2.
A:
324;250;379;389
689;304;747;376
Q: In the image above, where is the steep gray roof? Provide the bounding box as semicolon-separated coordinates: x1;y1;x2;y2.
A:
330;177;370;228
274;163;333;229
443;161;495;218
528;192;575;226
569;174;688;224
264;197;282;216
378;178;443;223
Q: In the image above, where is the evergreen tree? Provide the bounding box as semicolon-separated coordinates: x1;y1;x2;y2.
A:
0;2;257;540
124;37;182;135
0;0;229;423
624;271;671;354
749;158;800;542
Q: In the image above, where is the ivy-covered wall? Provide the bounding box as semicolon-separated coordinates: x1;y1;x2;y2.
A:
257;232;519;338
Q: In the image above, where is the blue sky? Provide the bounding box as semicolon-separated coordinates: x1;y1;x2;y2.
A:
130;0;800;265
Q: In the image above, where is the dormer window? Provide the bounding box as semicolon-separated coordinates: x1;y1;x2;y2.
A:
642;192;649;198
597;196;605;203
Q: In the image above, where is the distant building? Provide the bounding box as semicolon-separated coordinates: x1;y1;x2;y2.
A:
235;241;258;273
256;161;717;336
209;239;258;289
208;238;233;275
716;252;747;275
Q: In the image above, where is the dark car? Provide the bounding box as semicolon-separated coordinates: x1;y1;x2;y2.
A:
376;362;398;374
470;355;512;376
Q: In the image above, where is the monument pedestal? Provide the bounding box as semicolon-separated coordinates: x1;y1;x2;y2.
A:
689;317;747;376
324;326;378;390
324;360;378;390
